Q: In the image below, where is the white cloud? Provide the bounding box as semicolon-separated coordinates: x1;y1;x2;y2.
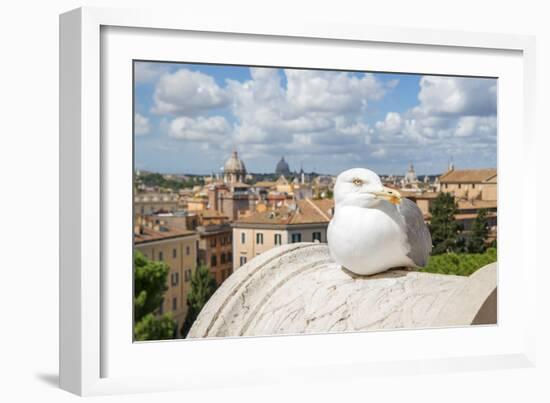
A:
371;148;387;158
285;69;386;115
153;67;391;158
416;76;496;117
141;65;496;173
373;76;497;145
169;116;230;141
375;112;403;135
152;69;229;115
134;113;151;136
225;68;387;152
455;116;497;137
134;62;168;84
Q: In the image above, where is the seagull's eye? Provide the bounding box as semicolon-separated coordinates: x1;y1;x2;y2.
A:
352;178;363;186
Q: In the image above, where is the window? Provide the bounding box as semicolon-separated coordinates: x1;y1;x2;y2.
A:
186;245;190;255
228;252;232;262
221;253;226;264
445;184;448;189
172;248;177;259
274;234;282;245
256;232;264;244
291;233;302;243
172;297;177;311
241;232;246;244
472;184;476;189
458;183;462;189
240;256;247;266
158;251;164;261
171;272;179;286
312;232;322;242
211;238;217;247
184;269;192;282
211;255;217;267
221;236;225;246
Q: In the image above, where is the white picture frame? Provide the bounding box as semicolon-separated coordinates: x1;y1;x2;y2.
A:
59;6;537;396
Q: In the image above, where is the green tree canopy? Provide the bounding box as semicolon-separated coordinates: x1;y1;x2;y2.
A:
136;172;204;191
134;250;175;341
134;313;176;341
429;192;463;254
421;248;496;276
181;264;217;337
466;208;489;253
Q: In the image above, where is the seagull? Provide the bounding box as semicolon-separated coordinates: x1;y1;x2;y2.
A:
327;168;432;276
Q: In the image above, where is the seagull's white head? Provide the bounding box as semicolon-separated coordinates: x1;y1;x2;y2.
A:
334;168;402;208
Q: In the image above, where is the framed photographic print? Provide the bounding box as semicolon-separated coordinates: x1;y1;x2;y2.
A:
60;6;537;396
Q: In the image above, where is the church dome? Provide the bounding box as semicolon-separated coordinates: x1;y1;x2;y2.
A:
275;156;290;176
224;150;246;174
405;163;418;183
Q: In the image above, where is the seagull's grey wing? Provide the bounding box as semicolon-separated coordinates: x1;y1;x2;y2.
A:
397;198;432;267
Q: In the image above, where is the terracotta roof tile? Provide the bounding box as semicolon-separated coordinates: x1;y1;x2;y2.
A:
200;209;228;219
235;198;334;226
134;225;196;244
439;169;497;183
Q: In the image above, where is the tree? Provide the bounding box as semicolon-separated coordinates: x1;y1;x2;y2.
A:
466;208;489;253
181;265;217;337
134;250;175;341
134;313;176;341
429;192;463;254
421;247;496;276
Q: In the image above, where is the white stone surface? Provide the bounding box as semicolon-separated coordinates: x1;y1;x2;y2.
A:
188;243;497;338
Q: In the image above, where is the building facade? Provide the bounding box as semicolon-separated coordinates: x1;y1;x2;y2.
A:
134;192;179;215
134;221;199;338
197;223;233;286
439;168;497;201
231;198;334;270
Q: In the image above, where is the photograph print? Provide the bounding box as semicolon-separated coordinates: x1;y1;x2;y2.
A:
133;61;497;341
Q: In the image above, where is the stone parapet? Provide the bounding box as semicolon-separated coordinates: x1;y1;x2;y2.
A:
189;243;496;338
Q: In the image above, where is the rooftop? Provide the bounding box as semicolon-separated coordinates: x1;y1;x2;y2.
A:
224;150;247;174
400;190;440;199
254;181;277;188
439;168;497;184
199;209;229;219
234;198;334;227
134;225;196;244
196;223;232;235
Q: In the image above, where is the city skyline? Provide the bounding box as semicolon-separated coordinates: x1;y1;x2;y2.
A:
134;61;497;176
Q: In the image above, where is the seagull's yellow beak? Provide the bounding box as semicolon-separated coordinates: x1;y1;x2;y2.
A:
372;186;402;205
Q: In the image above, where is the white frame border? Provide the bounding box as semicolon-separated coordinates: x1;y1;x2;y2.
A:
59;6;537;396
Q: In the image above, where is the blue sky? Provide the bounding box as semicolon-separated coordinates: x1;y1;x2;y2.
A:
134;61;497;175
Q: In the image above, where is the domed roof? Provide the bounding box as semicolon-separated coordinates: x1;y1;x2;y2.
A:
224;150;246;174
405;163;418;183
275;156;290;175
